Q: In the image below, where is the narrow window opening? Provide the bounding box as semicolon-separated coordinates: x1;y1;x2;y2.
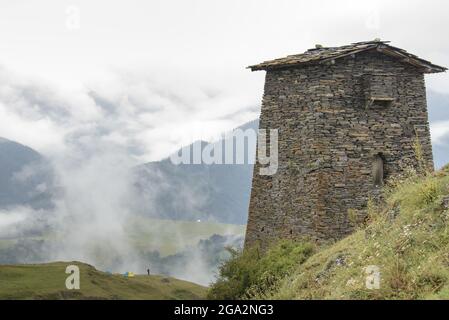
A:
373;154;385;187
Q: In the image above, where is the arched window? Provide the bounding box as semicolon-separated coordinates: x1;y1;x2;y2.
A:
373;154;384;187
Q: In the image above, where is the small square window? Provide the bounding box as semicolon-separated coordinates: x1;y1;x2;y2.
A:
363;74;396;108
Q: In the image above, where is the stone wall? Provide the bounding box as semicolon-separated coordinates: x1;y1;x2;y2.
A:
245;50;433;249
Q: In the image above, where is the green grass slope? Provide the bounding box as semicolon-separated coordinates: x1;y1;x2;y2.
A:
0;262;206;300
268;164;449;299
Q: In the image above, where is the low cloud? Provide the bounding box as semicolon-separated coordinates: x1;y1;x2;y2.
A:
0;65;251;283
0;207;47;239
0;65;259;162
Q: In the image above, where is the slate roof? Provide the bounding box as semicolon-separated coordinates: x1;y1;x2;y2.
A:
248;40;447;73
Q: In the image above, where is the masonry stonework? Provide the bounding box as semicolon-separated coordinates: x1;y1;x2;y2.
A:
245;41;446;249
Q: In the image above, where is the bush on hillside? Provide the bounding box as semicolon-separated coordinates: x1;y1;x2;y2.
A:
207;240;315;300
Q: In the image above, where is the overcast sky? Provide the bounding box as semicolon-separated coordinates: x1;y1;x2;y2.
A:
0;0;448;161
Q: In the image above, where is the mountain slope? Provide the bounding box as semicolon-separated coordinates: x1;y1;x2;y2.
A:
132;88;449;225
0;261;206;300
132;120;258;224
0;138;53;210
1;91;446;226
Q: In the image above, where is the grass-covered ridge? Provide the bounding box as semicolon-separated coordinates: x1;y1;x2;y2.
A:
210;164;449;300
0;262;206;300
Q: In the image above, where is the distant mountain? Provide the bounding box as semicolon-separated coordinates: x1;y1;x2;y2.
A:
132;90;449;225
0;138;53;210
428;90;449;169
1;90;446;225
132;120;258;225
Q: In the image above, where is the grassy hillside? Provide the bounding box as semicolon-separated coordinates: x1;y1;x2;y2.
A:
273;165;449;299
210;164;449;300
0;262;206;300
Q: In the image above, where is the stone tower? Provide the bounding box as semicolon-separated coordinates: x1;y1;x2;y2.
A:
245;40;446;249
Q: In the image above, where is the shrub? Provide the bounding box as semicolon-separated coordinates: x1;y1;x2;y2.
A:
418;179;439;206
207;240;315;300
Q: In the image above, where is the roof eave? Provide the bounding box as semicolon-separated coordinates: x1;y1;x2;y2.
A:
376;46;447;74
247;43;447;73
248;63;447;73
